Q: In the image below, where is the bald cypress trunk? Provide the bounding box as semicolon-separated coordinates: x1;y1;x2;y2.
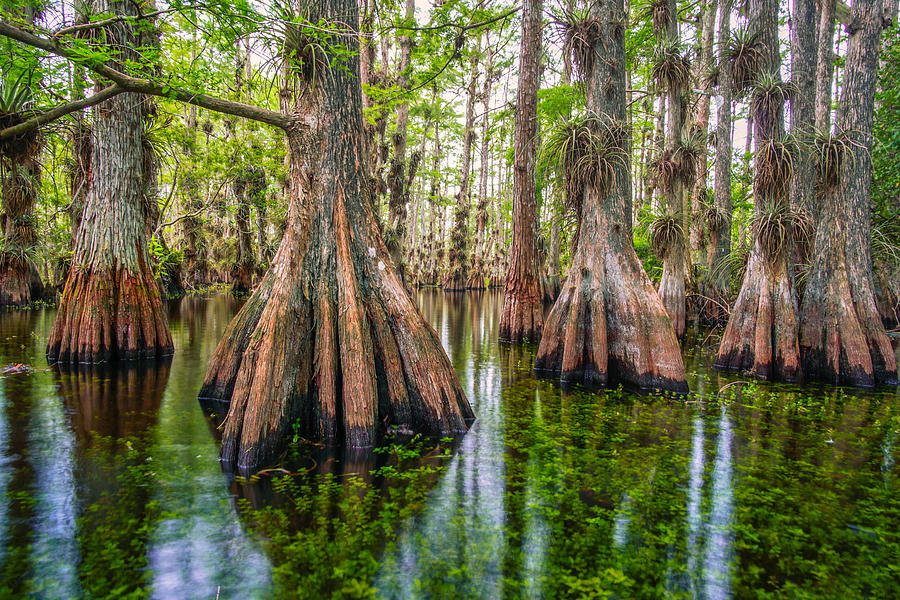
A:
467;41;495;290
386;0;417;284
800;0;898;386
703;0;733;325
47;0;172;363
534;0;687;392
689;2;716;264
815;0;837;131
716;0;800;381
655;0;690;337
443;39;480;291
790;0;817;261
200;0;472;474
0;6;44;306
499;0;544;341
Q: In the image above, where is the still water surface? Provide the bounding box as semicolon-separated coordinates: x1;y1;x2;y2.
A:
0;291;897;599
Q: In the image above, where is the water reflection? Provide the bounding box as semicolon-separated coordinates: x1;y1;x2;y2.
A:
703;405;734;600
0;292;897;598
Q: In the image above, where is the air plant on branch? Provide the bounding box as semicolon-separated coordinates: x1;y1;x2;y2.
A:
646;0;674;37
541;112;627;221
557;7;603;81
650;41;691;93
274;0;331;87
754;136;795;200
648;150;677;193
813;128;855;191
749;71;795;130
0;68;37;159
650;211;684;259
727;27;765;94
673;130;707;185
752;200;801;262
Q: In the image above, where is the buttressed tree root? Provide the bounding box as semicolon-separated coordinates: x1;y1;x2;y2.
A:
200;1;473;474
535;0;687;394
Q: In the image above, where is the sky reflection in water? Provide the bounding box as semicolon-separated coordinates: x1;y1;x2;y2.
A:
0;292;897;598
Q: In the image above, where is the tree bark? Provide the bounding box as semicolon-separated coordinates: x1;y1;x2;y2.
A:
815;0;837;131
703;0;734;325
386;0;417;284
800;0;898;387
200;0;473;475
467;39;495;290
499;0;543;342
535;0;687;393
47;0;172;363
688;1;716;264
716;0;801;381
655;0;689;337
0;5;44;306
442;37;480;291
789;0;817;250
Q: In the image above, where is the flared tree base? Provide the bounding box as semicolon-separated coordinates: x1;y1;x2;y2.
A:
465;269;487;290
47;263;174;363
535;243;688;393
715;250;800;381
499;286;543;344
0;254;44;307
200;196;474;475
442;273;467;292
801;255;897;387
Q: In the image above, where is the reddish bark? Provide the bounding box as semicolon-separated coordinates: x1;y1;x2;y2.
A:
48;1;173;362
200;0;473;474
499;0;543;342
799;0;897;387
535;0;687;393
715;0;800;381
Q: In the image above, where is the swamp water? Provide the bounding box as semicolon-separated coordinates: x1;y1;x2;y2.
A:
0;291;898;599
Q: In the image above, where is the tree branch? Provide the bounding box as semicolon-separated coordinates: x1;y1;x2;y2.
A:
51;7;179;38
0;21;295;131
0;83;123;140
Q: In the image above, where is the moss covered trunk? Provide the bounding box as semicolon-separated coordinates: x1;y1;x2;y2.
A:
200;0;473;475
499;0;543;341
442;40;480;291
47;0;172;363
535;0;687;393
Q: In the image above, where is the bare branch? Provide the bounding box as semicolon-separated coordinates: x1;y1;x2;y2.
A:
51;7;179;38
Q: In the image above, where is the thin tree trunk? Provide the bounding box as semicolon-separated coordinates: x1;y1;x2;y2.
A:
689;1;716;263
467;38;495;290
656;0;689;338
442;36;480;291
499;0;543;340
48;0;173;362
815;0;837;131
200;0;473;474
800;0;898;386
789;0;818;267
386;0;417;284
703;0;734;325
535;0;687;392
